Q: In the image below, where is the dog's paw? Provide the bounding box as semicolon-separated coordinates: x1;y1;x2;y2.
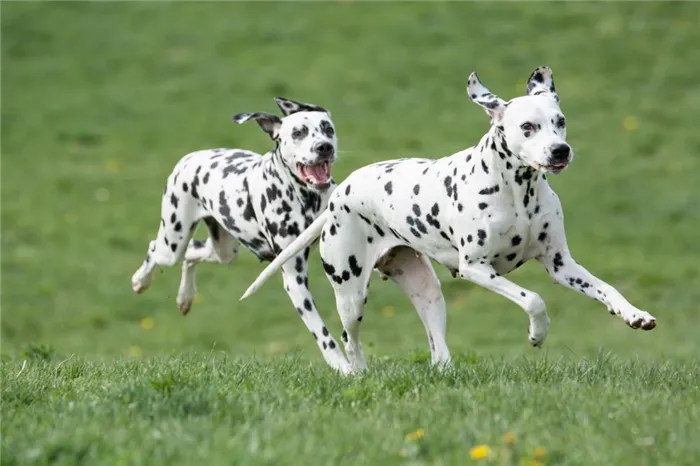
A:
176;296;194;315
131;276;150;294
623;309;656;331
528;314;551;347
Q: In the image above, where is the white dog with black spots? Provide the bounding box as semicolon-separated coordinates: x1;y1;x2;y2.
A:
241;67;657;374
131;97;350;371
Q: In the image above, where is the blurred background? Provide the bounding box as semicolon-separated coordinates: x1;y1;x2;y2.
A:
2;2;699;364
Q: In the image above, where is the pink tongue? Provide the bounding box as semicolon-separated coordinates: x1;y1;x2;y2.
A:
306;164;330;183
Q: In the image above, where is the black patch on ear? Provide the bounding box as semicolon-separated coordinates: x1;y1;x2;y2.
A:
480;99;501;110
275;97;328;116
232;112;282;139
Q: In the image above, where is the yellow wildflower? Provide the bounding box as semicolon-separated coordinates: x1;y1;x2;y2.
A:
128;346;143;358
469;445;491;460
103;158;121;174
534;447;546;458
527;461;542;466
140;317;155;330
503;432;516;445
405;428;425;442
623;116;638;132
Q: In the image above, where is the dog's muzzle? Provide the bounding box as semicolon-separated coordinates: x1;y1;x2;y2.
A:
544;143;572;173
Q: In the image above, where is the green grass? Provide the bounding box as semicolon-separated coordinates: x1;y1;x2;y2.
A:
3;354;700;466
2;2;700;465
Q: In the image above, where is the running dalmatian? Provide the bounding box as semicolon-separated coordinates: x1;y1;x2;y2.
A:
131;97;350;371
241;66;657;373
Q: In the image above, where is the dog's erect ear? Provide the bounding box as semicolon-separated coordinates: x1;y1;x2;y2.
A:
526;66;560;104
467;72;507;123
232;112;283;139
274;97;330;117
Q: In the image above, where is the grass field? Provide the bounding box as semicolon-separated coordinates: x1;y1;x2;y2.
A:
2;2;700;465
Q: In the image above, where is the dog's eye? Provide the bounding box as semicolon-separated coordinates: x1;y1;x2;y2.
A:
292;130;303;139
520;122;535;132
326;127;335;136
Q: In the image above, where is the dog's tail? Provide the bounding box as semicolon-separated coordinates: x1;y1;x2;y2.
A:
240;210;330;300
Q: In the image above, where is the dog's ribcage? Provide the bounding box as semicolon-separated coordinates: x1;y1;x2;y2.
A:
324;147;554;276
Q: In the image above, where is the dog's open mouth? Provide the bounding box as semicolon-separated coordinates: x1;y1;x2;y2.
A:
297;161;333;189
543;162;569;174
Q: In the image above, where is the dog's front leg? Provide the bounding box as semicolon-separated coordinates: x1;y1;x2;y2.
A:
458;262;551;347
538;250;656;330
280;254;351;374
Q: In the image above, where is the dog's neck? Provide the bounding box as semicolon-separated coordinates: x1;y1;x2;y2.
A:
471;125;543;219
261;145;324;211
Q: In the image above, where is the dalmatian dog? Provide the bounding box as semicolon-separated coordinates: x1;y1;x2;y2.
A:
240;66;657;373
130;96;350;372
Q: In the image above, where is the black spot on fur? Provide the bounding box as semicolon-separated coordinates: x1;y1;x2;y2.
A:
348;255;363;277
553;252;564;272
479;185;500;195
444;176;453;197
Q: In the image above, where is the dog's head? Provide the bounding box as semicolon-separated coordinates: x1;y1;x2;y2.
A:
232;97;337;190
467;66;573;174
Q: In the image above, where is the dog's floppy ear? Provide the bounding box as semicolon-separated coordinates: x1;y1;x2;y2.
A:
467;72;507;123
232;112;282;139
274;97;330;117
526;66;560;104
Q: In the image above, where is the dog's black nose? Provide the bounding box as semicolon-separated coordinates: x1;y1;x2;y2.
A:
314;142;334;158
551;143;570;161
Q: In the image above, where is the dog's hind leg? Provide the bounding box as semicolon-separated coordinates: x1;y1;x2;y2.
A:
131;180;201;294
176;217;240;314
320;234;376;372
376;246;452;367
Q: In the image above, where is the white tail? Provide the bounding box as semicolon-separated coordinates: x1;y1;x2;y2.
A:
240;210;330;300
